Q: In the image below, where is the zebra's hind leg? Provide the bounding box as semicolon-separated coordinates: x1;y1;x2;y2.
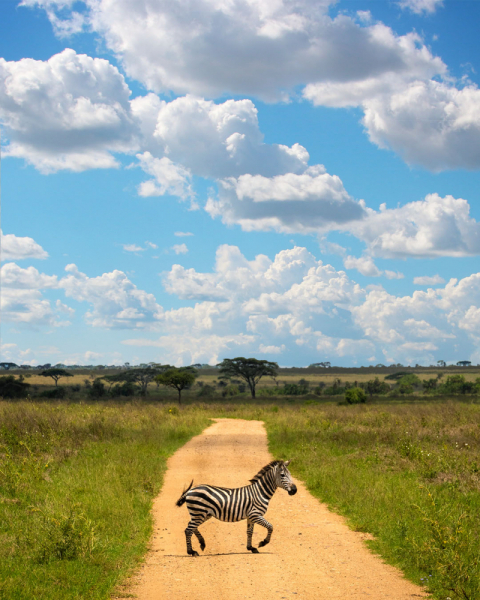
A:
193;529;206;551
246;518;259;554
185;515;210;556
193;515;211;551
251;514;273;548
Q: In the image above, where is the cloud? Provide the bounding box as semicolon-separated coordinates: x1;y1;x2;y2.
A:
172;244;188;255
398;0;443;14
7;243;480;366
122;333;254;366
414;274;446;285
362;81;480;171
123;244;145;253
206;165;366;233
343;255;382;277
0;262;69;326
59;264;163;328
0;49;136;172
347;194;480;258
132;94;309;180
28;1;444;102
136;152;194;201
1;231;48;260
175;232;193;237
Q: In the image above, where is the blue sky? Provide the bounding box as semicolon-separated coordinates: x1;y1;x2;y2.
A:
1;0;480;367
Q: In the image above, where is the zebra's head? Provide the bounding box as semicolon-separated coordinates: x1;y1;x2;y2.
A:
276;460;297;496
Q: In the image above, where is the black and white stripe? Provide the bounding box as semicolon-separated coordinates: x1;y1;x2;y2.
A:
176;460;297;556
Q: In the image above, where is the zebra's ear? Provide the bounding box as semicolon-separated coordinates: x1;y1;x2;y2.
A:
284;459;291;466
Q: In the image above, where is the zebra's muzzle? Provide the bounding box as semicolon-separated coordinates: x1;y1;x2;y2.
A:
288;484;297;496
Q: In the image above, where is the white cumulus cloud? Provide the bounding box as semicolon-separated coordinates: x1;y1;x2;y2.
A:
1;231;48;261
0;49;136;172
26;0;444;102
206;165;366;233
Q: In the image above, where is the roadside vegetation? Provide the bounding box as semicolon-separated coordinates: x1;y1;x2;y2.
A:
0;401;209;599
2;364;480;599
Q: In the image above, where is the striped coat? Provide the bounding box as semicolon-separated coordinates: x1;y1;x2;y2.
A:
176;460;297;555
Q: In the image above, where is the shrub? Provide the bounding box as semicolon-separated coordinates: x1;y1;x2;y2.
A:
39;387;67;399
397;374;422;388
197;384;216;397
0;375;30;399
222;385;239;397
323;386;344;396
438;375;476;395
89;379;107;398
283;383;309;396
398;383;414;395
364;377;390;397
110;381;137;397
344;387;367;404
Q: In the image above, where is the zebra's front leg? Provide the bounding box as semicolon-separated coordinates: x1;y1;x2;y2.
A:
246;518;259;554
251;514;273;549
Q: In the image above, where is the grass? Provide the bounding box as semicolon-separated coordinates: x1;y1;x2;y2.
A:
2;395;480;599
262;401;480;600
0;401;209;599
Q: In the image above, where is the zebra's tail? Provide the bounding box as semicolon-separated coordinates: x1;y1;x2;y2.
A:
176;479;194;507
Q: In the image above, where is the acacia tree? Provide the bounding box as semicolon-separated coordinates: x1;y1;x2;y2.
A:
217;357;278;399
40;368;73;387
155;368;197;404
0;362;18;371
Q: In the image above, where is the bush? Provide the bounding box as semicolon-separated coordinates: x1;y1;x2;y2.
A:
197;384;216;397
323;386;345;396
438;375;476;395
0;375;30;399
222;385;239;397
397;374;422;388
344;387;367;404
110;381;137;397
39;387;67;399
398;383;414;395
89;379;107;398
283;383;309;396
364;377;390;397
313;382;326;395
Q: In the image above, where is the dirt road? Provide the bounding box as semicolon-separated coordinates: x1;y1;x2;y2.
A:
125;419;428;599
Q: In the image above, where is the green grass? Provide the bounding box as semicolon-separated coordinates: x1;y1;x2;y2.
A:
262;401;480;600
0;401;209;599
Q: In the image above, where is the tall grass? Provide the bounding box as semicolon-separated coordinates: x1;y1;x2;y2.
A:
0;401;209;599
262;401;480;600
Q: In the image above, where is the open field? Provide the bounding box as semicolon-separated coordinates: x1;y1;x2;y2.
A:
1;396;480;599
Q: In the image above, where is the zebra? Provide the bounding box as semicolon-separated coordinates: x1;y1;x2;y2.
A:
175;459;297;556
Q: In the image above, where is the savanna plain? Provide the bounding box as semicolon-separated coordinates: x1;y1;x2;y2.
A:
1;366;480;600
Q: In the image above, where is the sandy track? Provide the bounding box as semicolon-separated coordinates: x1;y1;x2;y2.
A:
125;419;428;599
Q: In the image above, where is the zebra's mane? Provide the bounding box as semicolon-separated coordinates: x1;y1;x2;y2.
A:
249;460;282;483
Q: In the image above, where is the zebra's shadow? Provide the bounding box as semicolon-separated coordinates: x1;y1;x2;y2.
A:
163;552;274;557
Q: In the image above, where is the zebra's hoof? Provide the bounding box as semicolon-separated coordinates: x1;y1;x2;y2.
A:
200;543;206;551
258;540;268;548
188;550;199;557
248;547;259;554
